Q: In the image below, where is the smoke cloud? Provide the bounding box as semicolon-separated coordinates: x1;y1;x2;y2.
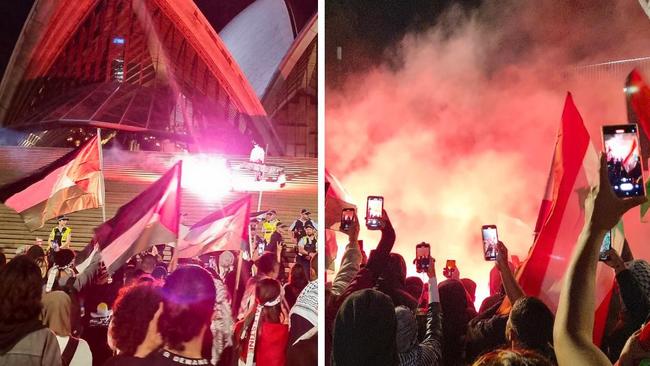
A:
326;1;650;306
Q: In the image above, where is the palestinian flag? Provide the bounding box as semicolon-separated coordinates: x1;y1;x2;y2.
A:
92;161;181;274
0;135;103;230
175;195;251;258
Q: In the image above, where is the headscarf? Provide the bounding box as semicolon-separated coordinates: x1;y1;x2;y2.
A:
333;289;398;366
42;291;72;336
395;306;417;353
242;286;284;366
378;254;418;310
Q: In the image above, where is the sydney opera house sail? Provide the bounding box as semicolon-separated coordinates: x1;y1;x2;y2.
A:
0;0;317;156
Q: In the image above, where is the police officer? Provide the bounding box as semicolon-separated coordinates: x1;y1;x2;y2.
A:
48;215;71;252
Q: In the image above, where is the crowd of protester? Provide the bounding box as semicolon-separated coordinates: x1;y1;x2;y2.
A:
326;155;650;365
0;208;317;366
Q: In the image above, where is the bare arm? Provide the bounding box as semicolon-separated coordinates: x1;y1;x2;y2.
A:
554;154;645;366
496;241;525;304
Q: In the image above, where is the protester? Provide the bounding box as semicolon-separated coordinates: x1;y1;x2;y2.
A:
333;289;398;366
439;278;477;365
601;250;650;360
326;209;395;366
554;155;646;365
0;256;61;365
42;291;93;365
472;349;553;366
115;265;216;365
267;224;288;265
238;253;280;320
25;244;48;278
284;264;309;309
234;278;288;366
139;254;157;275
395;257;443;365
461;278;477;307
287;279;318;365
107;284;163;357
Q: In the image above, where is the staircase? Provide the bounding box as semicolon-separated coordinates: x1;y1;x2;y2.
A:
0;146;317;276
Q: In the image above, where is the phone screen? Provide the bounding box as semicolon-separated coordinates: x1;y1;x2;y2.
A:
599;230;612;261
482;225;498;261
340;208;355;231
366;196;384;230
603;124;645;198
415;243;430;272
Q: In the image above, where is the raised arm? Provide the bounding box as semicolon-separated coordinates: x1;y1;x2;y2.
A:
420;257;443;364
496;241;525;304
554;154;646;366
331;215;362;295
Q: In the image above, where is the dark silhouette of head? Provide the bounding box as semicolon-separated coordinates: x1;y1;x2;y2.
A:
333;289;397;366
0;255;43;325
472;348;553;366
507;297;554;354
158;265;216;351
256;252;280;279
111;284;163;356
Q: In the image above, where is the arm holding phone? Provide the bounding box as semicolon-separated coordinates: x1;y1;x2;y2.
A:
331;214;362;296
495;241;525;304
419;257;443;365
554;154;646;366
338;209;396;301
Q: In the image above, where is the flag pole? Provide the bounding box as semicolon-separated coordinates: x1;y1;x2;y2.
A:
97;128;107;222
170;160;183;272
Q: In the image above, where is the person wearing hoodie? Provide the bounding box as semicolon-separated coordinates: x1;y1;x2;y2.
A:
395;257;443;366
325;209;396;366
42;291;93;366
0;256;61;366
333;289;398;366
438;278;477;365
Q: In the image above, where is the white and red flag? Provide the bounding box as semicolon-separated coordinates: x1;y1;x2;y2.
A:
514;93;615;344
91;161;181;273
0;135;103;230
175;195;251;258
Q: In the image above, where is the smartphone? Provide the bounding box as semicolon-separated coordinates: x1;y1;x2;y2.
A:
602;124;645;198
481;225;498;261
599;230;612;261
366;196;384;230
415;242;431;273
443;259;456;278
340;208;355;231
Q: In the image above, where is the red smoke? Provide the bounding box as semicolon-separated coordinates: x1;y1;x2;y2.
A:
326;2;650;307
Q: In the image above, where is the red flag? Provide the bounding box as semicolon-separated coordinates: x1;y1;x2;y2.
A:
0;135;103;230
628;69;650;142
515;93;616;344
175;195;251;258
92;162;181;273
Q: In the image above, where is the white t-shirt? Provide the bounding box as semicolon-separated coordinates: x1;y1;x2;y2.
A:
249;145;265;163
56;335;93;366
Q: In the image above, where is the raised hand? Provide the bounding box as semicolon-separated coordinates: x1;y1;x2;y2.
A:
588;154;646;232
